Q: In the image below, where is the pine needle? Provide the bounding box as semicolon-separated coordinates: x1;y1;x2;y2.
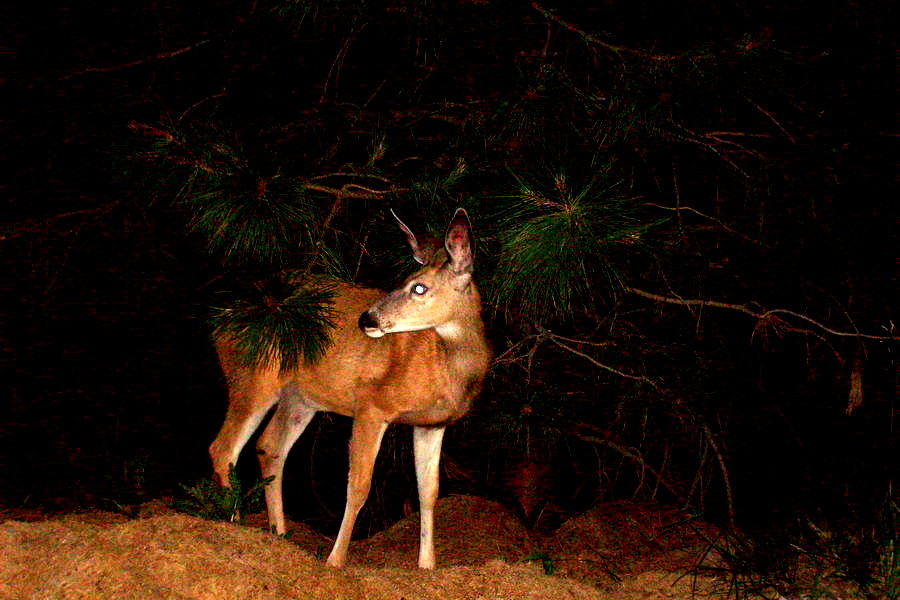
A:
491;166;657;323
210;281;337;371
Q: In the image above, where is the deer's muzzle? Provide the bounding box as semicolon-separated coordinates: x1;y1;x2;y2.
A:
358;311;385;338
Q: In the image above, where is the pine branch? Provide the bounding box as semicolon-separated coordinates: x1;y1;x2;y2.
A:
210;282;338;371
491;166;655;323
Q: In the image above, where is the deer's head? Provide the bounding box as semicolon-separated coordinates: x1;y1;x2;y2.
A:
358;208;476;339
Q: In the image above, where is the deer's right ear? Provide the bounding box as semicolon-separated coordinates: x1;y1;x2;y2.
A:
444;208;474;274
392;209;437;265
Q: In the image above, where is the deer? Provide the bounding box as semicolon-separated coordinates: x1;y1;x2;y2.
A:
208;208;491;569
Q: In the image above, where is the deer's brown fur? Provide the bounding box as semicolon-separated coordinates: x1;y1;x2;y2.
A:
209;209;490;568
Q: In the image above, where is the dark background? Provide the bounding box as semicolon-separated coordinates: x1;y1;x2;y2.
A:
0;0;895;548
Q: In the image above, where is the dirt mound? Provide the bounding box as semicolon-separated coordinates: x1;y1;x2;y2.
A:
0;496;744;599
545;500;724;597
0;504;601;600
353;494;542;568
0;495;868;599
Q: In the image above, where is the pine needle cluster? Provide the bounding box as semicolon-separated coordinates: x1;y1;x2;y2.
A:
186;175;315;267
131;120;318;268
209;279;337;371
491;164;656;323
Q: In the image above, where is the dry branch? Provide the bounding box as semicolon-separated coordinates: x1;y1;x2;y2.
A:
531;2;682;62
627;287;898;342
571;423;687;503
302;183;397;199
0;202;121;242
644;202;763;246
492;327;649;386
56;40;210;81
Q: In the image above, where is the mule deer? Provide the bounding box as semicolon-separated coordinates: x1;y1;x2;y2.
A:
208;208;491;569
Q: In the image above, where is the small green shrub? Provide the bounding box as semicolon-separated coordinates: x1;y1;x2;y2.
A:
173;464;273;524
523;551;556;576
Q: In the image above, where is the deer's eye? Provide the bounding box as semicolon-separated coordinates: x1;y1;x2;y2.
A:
411;283;428;296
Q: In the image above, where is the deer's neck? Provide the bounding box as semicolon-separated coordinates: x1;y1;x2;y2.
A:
434;305;490;390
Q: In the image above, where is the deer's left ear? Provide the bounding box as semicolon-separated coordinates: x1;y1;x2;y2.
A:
444;208;474;274
393;209;438;265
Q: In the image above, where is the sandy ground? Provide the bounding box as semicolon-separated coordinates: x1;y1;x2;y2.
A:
0;495;786;599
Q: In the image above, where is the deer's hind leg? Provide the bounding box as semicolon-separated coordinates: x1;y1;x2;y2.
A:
209;367;282;488
256;399;317;535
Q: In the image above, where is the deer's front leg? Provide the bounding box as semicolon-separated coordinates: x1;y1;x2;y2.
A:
413;425;445;569
326;412;388;567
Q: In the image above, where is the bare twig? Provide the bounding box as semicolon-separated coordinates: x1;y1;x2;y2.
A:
491;333;539;367
541;332;614;349
531;1;682;62
627;287;899;342
302;182;399;199
302;196;346;278
179;88;228;121
353;230;370;281
668;127;753;177
673;167;685;244
699;421;735;529
644;202;763;245
572;423;687;503
320;28;364;105
56;40;210;81
745;97;796;144
0;202;121;242
549;336;651;383
532;326;654;385
493;324;651;386
309;172;393;184
490;330;549;387
684;439;709;510
705;131;773;139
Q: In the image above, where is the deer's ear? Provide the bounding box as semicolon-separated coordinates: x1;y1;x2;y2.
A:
444;208;474;274
392;209;437;265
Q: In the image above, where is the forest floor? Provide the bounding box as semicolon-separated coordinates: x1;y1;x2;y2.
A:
0;495;861;599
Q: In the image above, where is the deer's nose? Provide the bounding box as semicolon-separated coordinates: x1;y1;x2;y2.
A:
358;311;379;332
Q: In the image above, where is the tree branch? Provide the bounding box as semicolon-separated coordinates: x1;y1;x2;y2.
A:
644;202;763;246
546;333;653;384
57;40;211;81
531;1;682;62
0;202;121;241
627;287;898;342
302;182;400;199
570;423;687;503
492;327;645;387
